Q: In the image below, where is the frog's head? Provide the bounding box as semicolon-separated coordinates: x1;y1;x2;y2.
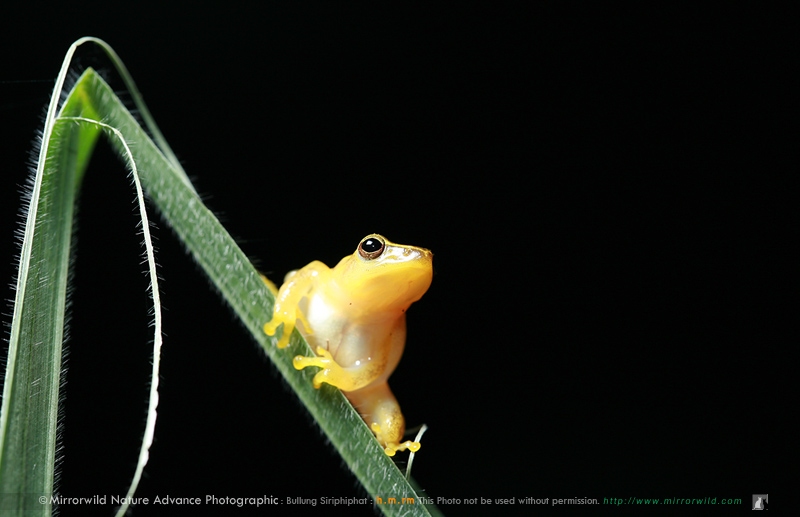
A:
335;234;433;313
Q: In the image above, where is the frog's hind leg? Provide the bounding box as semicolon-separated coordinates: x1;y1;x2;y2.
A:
346;383;420;457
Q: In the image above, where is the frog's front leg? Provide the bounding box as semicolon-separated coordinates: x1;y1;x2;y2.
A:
263;261;328;348
293;346;382;391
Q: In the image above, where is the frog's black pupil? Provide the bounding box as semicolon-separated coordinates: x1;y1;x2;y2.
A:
362;239;381;253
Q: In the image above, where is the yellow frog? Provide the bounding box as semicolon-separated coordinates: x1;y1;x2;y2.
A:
263;234;433;456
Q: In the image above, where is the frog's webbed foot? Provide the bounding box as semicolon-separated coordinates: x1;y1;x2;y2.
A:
293;346;351;389
371;423;421;456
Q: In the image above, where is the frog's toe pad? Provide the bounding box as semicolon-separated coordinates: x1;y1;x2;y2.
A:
382;441;421;456
406;441;422;453
264;321;291;348
292;355;313;370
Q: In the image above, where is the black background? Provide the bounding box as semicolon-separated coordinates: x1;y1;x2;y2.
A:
1;3;784;516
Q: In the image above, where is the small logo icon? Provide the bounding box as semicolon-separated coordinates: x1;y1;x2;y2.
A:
752;494;768;510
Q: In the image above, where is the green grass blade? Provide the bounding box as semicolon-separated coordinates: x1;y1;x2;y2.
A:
0;79;99;517
0;38;438;517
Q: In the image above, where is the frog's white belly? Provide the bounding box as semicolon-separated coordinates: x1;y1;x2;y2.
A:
303;293;405;379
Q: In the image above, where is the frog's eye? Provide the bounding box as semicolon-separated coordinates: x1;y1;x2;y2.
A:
358;235;385;260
